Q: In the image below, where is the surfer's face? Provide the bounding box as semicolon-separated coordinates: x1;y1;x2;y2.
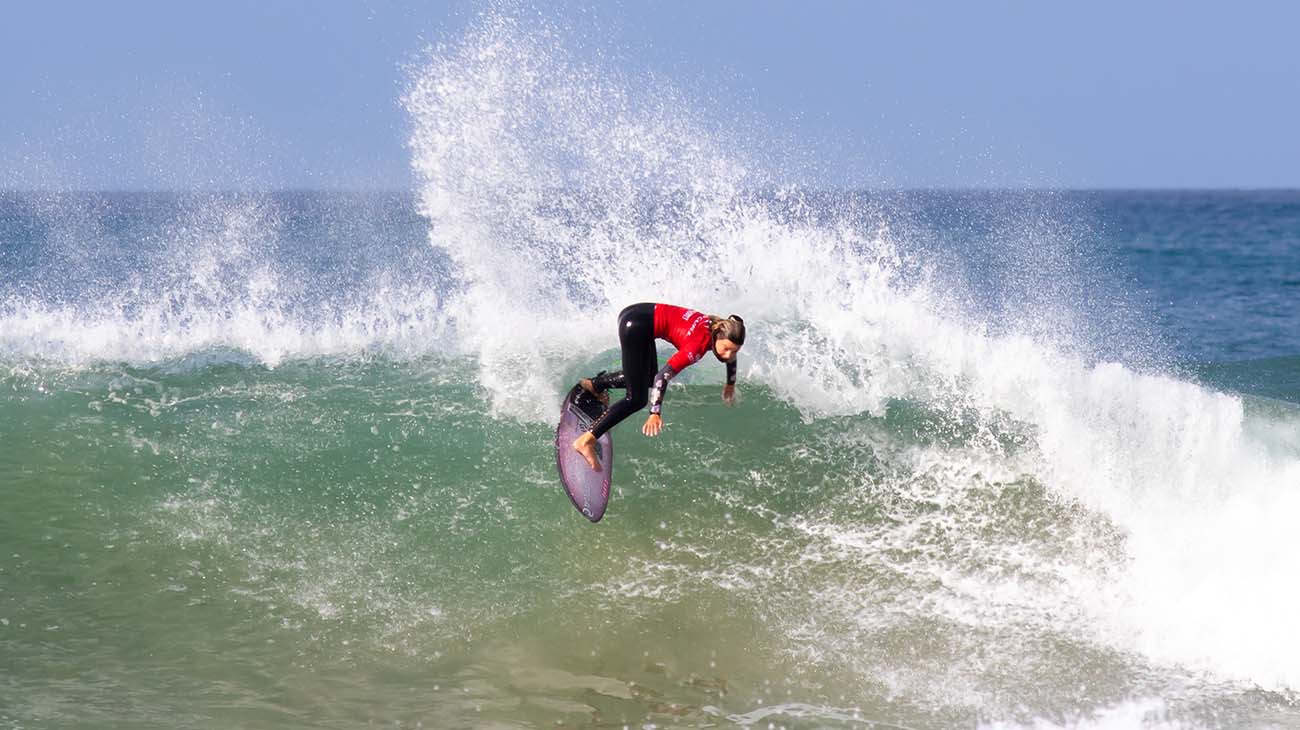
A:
714;338;741;362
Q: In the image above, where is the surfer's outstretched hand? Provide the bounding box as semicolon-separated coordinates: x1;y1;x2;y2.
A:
722;384;736;405
642;414;663;437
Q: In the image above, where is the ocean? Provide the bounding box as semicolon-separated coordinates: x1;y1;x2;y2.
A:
4;15;1300;730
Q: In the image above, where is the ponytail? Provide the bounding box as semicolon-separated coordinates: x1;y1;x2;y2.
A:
709;314;746;346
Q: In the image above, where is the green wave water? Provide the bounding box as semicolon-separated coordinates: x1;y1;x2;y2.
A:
5;355;1295;729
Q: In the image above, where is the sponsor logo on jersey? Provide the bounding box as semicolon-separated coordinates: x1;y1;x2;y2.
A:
685;314;705;337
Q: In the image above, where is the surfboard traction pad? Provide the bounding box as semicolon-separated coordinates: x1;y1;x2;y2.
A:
555;383;613;522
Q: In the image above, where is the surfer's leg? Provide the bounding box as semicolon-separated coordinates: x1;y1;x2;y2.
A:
574;305;655;465
574;304;655;469
589;370;626;393
588;304;654;439
587;303;650;433
580;370;624;406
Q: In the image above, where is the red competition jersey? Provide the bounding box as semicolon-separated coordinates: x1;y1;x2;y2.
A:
654;304;713;372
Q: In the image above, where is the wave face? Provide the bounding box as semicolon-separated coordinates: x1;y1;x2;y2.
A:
4;9;1300;730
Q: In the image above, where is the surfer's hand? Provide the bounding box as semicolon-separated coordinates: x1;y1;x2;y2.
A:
722;384;736;405
642;414;663;437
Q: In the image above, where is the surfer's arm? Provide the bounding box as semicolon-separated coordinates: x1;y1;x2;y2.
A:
647;363;677;415
722;358;737;405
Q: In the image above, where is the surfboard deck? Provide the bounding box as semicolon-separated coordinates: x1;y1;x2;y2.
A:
555;383;613;522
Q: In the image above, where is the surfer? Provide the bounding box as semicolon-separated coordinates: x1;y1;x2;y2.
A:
572;303;746;471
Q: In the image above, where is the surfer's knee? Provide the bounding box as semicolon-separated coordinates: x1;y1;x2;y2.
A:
626;387;649;410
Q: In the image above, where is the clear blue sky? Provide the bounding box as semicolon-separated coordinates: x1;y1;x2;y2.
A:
2;1;1297;189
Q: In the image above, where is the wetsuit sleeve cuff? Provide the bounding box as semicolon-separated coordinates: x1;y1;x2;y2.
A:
648;363;677;414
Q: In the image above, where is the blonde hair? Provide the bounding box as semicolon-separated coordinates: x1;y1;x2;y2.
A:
708;314;746;346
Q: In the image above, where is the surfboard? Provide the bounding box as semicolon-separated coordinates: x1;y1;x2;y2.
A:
555;383;613;522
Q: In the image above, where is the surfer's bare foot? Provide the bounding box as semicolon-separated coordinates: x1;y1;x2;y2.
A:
572;432;602;471
579;378;608;405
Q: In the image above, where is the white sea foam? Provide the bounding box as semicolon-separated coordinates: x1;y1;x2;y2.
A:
0;285;446;368
979;698;1196;730
0;194;450;367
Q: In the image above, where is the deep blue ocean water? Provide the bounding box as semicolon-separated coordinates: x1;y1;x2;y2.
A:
1100;190;1300;363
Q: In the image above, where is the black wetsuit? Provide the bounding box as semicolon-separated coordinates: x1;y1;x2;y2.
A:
588;303;657;439
586;303;737;439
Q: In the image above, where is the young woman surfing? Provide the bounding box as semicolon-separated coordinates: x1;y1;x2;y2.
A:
572;303;746;471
